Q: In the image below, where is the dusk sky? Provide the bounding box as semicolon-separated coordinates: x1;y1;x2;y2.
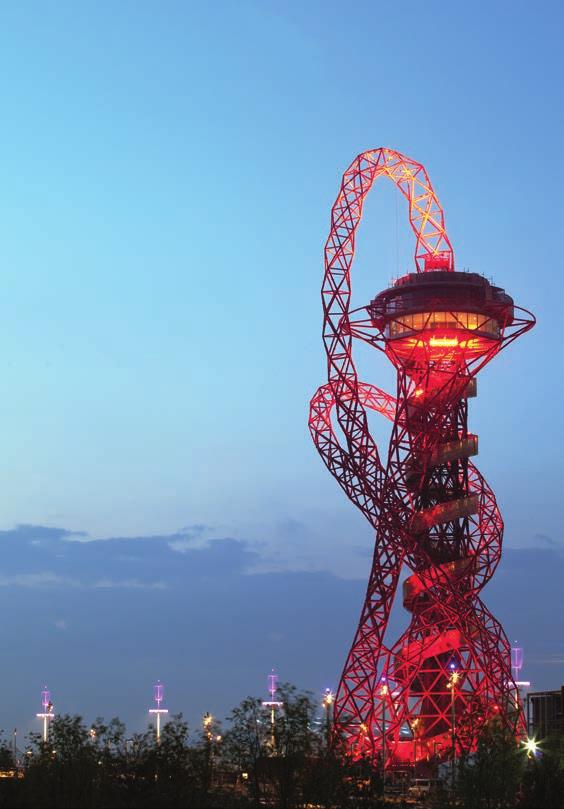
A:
0;0;562;738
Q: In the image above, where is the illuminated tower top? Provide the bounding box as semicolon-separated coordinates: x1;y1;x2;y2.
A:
368;271;516;377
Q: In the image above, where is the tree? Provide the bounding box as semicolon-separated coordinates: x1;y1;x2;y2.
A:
221;684;322;808
221;696;269;806
269;683;319;808
457;723;524;809
519;734;564;809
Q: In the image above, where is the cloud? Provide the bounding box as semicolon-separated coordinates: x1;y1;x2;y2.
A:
0;572;76;587
0;571;168;590
0;524;261;590
93;578;167;590
0;524;86;544
179;524;213;535
168;539;194;554
532;533;559;547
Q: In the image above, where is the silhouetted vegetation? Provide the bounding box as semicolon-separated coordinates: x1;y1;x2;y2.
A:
0;687;560;808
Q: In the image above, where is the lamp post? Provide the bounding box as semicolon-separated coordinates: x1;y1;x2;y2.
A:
262;669;283;754
379;679;389;781
148;681;169;744
446;665;460;793
322;689;334;750
203;713;220;787
411;717;420;771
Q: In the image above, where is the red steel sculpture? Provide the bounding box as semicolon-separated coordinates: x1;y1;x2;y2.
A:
309;148;535;767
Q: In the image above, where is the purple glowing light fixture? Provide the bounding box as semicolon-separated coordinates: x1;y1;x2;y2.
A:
511;641;530;689
154;681;164;708
511;642;524;679
149;680;169;743
36;686;55;742
267;669;278;701
263;669;283;707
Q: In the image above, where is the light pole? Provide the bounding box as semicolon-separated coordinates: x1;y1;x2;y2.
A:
411;717;420;771
149;681;169;744
446;664;460;793
322;689;334;750
203;712;219;787
261;669;283;755
379;679;389;781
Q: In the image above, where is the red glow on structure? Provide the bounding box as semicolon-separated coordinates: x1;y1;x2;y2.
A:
429;336;459;347
309;147;535;769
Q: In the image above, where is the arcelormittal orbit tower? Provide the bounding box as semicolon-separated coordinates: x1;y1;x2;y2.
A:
309;148;535;767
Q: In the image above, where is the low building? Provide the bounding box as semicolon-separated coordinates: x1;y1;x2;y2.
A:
526;687;564;739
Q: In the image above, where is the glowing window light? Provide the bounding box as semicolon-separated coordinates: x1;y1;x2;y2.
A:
388;311;500;339
429;336;459;347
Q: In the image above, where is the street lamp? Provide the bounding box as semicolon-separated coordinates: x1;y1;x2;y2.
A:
261;669;283;754
322;689;334;749
203;713;215;785
411;717;421;770
149;681;169;744
379;678;389;779
446;664;460;792
203;712;213;739
36;687;55;744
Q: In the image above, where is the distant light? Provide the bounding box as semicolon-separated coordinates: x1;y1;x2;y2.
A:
523;738;539;757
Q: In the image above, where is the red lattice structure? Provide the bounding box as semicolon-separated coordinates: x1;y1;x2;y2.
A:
309;148;535;767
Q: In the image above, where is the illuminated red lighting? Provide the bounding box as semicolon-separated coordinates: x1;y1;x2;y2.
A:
429;336;459;347
309;147;535;768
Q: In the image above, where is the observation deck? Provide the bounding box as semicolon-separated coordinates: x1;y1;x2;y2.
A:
368;271;514;365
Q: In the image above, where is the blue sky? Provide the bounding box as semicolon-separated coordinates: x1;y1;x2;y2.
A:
0;0;562;735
